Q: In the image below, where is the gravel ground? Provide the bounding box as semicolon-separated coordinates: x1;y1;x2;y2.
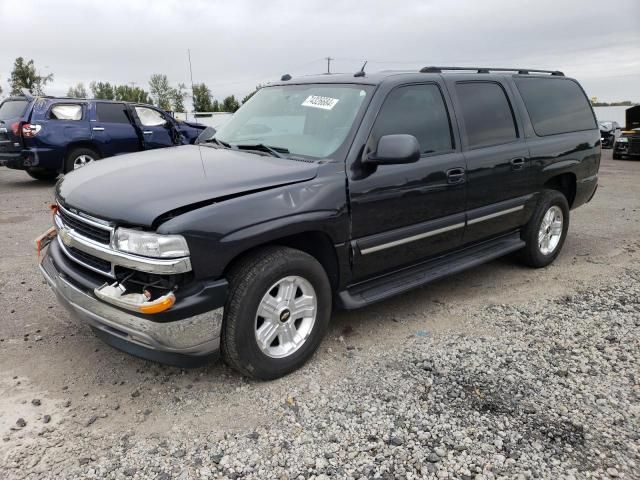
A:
1;151;639;479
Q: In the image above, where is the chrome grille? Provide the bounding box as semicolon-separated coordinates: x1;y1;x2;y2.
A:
57;206;111;244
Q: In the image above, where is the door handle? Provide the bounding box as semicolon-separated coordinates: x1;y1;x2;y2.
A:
446;167;466;184
510;157;525;170
92;127;104;132
143;131;153;135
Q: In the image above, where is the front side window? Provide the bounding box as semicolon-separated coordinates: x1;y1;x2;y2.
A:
370;84;453;154
214;84;372;159
455;82;518;149
514;77;596;136
50;104;83;121
96;103;130;124
135;106;167;127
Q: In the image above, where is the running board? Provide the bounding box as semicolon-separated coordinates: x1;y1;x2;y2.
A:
337;232;525;309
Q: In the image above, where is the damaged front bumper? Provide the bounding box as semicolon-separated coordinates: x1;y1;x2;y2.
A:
40;243;226;366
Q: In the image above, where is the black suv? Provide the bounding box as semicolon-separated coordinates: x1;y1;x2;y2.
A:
39;67;600;379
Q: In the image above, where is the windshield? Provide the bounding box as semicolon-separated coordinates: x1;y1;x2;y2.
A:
0;99;28;120
214;84;372;159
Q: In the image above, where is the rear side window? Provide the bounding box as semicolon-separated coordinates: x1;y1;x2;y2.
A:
0;100;28;120
514;78;596;136
96;103;130;124
455;82;518;149
371;84;453;154
50;104;83;120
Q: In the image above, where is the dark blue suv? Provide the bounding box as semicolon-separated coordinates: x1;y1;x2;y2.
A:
0;94;205;180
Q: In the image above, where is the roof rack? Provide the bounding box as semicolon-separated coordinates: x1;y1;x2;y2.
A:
419;66;564;76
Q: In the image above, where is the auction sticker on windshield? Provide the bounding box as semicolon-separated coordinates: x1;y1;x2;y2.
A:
302;95;339;110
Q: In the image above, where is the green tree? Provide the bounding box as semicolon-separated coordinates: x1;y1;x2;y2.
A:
9;57;53;95
114;85;151;104
222;95;240;113
90;81;115;100
192;83;214;112
172;83;187;112
66;83;87;98
242;85;263;104
211;99;220;112
149;74;173;111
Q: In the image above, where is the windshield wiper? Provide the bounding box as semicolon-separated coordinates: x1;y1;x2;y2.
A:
208;137;233;149
234;143;289;158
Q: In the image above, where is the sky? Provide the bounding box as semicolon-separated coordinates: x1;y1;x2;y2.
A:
0;0;638;104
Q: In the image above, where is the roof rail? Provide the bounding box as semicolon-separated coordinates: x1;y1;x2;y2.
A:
419;66;564;76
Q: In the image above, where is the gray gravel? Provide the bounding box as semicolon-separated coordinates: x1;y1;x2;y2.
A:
2;267;638;479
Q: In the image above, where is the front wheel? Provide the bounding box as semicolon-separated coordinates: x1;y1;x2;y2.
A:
221;246;332;380
520;190;570;268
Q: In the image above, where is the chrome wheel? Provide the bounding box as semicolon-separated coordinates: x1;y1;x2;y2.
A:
538;205;563;255
73;154;94;169
254;275;317;359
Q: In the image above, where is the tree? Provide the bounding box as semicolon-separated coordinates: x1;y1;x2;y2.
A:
222;95;240;113
114;85;151;104
9;57;53;95
192;83;214;112
172;83;187;112
149;74;173;111
90;81;115;100
242;85;263;104
212;99;220;113
67;83;87;98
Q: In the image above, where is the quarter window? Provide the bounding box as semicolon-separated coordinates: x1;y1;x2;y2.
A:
50;104;83;121
371;84;453;155
96;103;130;124
514;77;597;136
135;106;167;127
455;82;518;149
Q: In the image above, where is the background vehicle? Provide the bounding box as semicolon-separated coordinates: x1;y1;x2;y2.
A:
599;120;621;148
0;93;206;180
613;128;640;160
41;67;600;379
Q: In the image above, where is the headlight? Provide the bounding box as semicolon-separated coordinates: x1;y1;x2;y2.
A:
617;137;628;143
113;228;190;258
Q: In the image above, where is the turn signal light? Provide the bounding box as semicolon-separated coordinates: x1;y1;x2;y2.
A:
139;293;176;314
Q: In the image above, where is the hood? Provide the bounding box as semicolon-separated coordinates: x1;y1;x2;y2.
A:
57;145;318;227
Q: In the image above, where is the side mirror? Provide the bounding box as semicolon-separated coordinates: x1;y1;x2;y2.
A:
365;134;420;165
195;126;217;144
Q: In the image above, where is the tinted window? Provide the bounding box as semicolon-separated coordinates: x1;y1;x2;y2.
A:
50;104;83;120
96;103;130;123
514;78;596;136
371;84;452;154
455;82;517;149
0;100;28;120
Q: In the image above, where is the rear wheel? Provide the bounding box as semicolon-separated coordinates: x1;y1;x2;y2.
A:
26;168;59;181
520;189;569;268
65;147;100;173
221;246;332;380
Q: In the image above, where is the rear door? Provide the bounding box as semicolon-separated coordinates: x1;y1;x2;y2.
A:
90;102;141;157
0;98;30;158
446;79;532;245
131;105;178;150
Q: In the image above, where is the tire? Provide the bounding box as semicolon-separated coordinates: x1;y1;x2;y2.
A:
64;147;100;173
520;189;570;268
221;246;332;380
26;168;59;181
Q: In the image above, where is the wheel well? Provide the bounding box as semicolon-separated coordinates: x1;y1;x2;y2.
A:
65;142;101;160
224;231;340;292
544;173;576;208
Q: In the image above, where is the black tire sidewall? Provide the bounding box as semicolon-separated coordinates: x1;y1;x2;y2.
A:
522;190;570;268
65;147;100;173
224;249;332;379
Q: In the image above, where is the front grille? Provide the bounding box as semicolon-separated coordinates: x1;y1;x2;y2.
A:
58;208;111;244
66;245;112;274
629;139;640;155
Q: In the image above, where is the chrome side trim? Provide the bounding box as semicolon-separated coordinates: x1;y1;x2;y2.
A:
467;205;524;225
360;222;465;255
54;215;192;275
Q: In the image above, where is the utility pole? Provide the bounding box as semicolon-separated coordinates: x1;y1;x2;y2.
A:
325;56;333;74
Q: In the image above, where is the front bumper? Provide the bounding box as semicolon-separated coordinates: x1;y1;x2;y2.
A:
40;246;225;366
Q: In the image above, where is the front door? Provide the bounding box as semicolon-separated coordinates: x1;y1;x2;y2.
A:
91;102;141;158
131;105;177;150
348;83;467;281
447;80;532;245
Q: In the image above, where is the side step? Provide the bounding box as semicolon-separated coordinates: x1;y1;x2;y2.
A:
337;232;525;309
